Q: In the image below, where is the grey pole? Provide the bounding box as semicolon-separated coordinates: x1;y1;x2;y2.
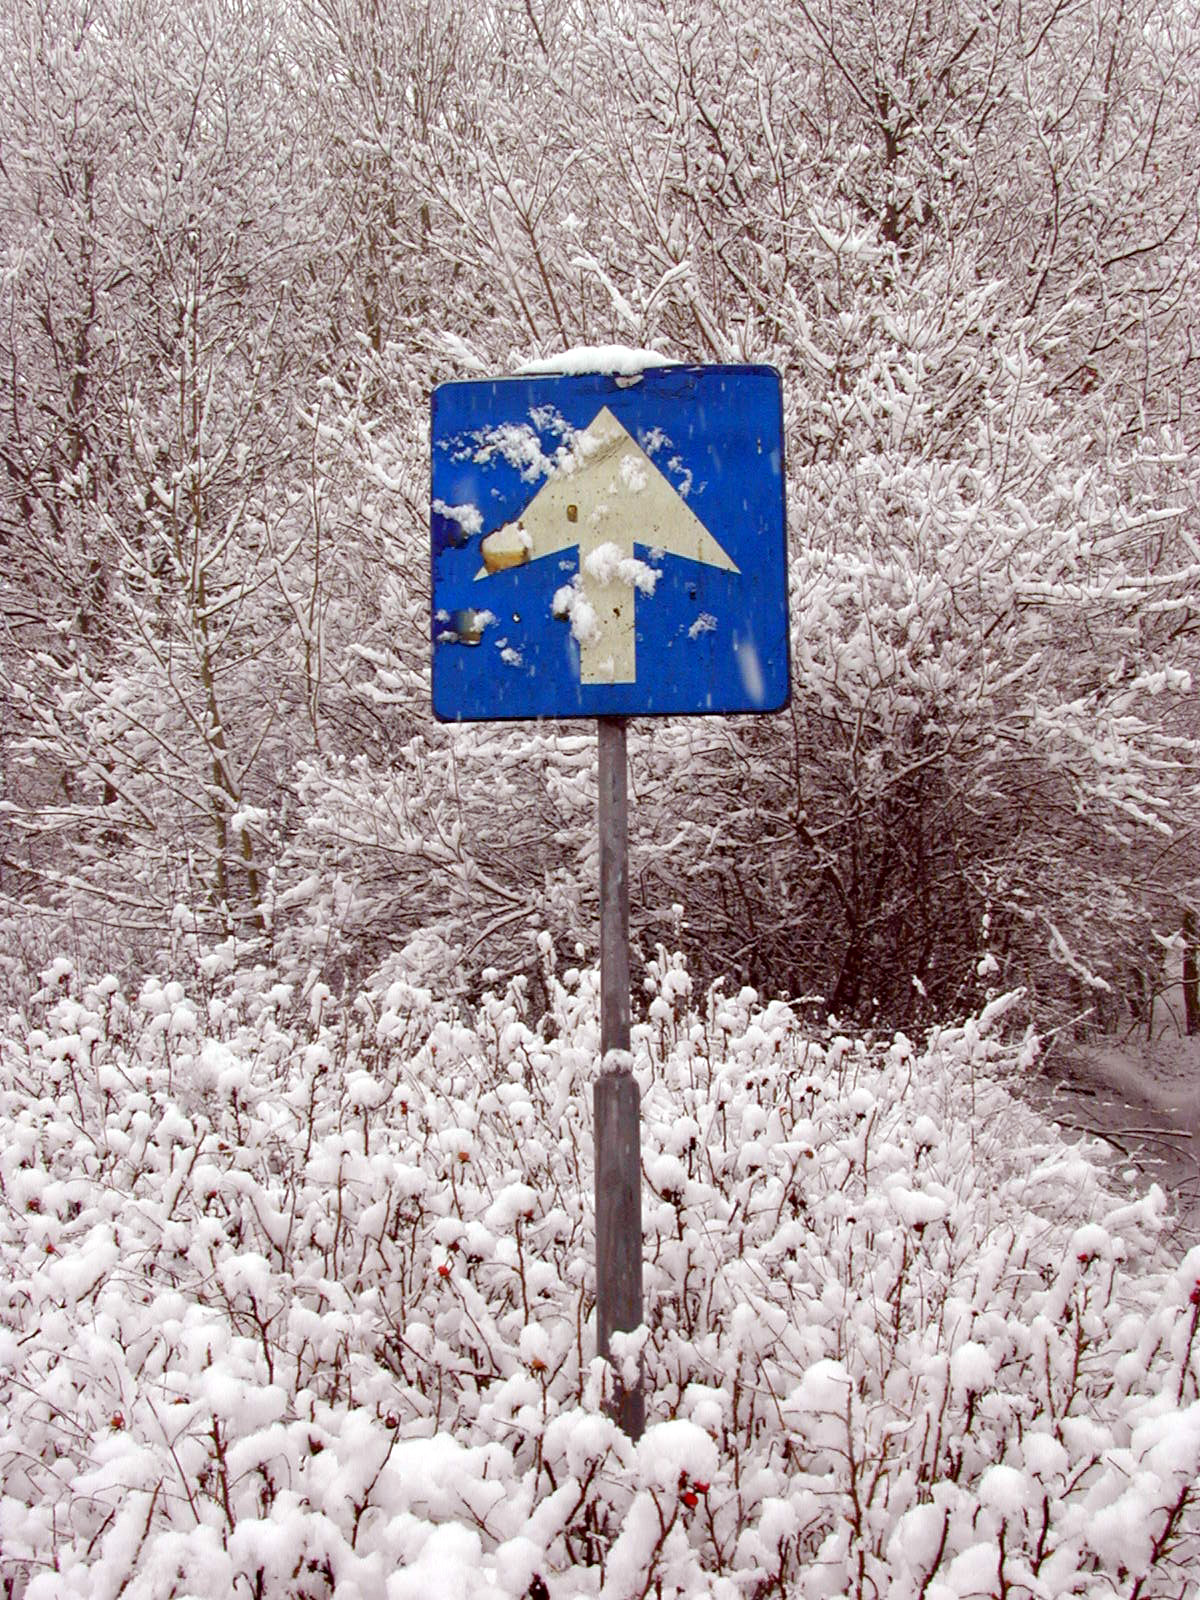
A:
594;715;645;1438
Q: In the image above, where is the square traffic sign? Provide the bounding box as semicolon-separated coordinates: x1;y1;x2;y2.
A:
430;364;788;721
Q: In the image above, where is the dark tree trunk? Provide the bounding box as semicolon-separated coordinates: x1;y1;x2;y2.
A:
1183;910;1199;1036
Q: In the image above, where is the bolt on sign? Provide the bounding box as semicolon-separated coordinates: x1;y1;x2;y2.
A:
430;364;789;722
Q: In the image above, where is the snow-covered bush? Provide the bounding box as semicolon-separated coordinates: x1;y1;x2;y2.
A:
1;948;1197;1597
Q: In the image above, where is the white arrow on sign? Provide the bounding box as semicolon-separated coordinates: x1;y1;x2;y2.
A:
474;406;738;685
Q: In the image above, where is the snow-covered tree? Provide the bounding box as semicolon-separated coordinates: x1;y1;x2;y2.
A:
2;0;1199;1025
1;0;346;941
575;0;1200;1024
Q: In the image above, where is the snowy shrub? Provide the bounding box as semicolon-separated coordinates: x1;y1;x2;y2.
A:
0;949;1196;1597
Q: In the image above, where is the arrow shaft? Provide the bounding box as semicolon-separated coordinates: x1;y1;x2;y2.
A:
578;568;637;684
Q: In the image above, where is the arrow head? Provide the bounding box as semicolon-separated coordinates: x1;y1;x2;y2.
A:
503;406;740;573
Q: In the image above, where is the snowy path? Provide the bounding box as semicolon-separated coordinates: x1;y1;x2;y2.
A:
1027;1044;1200;1242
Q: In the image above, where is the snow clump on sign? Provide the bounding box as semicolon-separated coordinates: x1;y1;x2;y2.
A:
550;577;599;643
432;497;484;536
581;542;659;591
479;519;532;573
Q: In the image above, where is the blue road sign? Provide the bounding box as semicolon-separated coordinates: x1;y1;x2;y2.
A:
430;364;788;721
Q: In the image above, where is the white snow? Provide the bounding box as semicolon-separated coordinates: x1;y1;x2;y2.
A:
1;959;1195;1598
581;542;659;592
889;1185;950;1229
949;1341;996;1394
551;579;599;643
599;1047;634;1076
479;519;532;573
432;498;483;536
976;1463;1029;1517
484;1183;539;1229
516;345;682;376
635;1419;719;1491
1023;1432;1069;1481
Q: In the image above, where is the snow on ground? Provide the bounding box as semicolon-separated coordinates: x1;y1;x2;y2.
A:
1;952;1199;1598
1062;1032;1200;1119
1030;1012;1200;1236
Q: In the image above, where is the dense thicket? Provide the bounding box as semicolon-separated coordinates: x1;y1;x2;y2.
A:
2;0;1199;1027
1;959;1195;1598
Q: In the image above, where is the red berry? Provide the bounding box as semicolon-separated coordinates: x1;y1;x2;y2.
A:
693;1481;710;1494
1190;1282;1200;1306
109;1413;125;1430
681;1490;698;1508
437;1263;451;1278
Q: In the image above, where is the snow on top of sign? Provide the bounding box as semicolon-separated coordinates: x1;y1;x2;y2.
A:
516;345;682;377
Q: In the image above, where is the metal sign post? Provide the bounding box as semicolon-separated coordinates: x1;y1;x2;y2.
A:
594;716;644;1437
429;362;788;1440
